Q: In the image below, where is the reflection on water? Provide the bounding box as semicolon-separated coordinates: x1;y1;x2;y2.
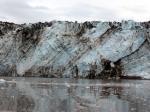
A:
0;77;150;112
100;80;123;98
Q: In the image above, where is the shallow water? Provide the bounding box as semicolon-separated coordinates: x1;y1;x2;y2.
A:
0;77;150;112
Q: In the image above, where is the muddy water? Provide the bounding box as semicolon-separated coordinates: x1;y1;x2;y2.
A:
0;77;150;112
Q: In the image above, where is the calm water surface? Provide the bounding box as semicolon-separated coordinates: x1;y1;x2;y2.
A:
0;77;150;112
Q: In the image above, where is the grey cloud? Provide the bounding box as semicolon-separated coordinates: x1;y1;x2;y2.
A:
0;16;6;19
0;0;149;23
59;3;119;21
0;0;120;23
0;0;52;23
122;6;148;14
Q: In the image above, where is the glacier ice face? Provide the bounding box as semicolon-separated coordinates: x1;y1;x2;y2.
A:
121;41;150;79
0;21;149;79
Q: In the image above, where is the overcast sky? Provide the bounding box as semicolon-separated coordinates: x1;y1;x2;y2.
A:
0;0;150;23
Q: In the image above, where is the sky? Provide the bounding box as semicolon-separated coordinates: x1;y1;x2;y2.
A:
0;0;149;23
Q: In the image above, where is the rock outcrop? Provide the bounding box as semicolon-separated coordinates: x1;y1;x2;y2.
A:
0;20;149;79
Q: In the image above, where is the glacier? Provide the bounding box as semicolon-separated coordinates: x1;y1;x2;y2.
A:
0;20;149;79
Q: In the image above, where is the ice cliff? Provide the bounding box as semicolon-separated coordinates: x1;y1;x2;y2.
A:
0;20;149;79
